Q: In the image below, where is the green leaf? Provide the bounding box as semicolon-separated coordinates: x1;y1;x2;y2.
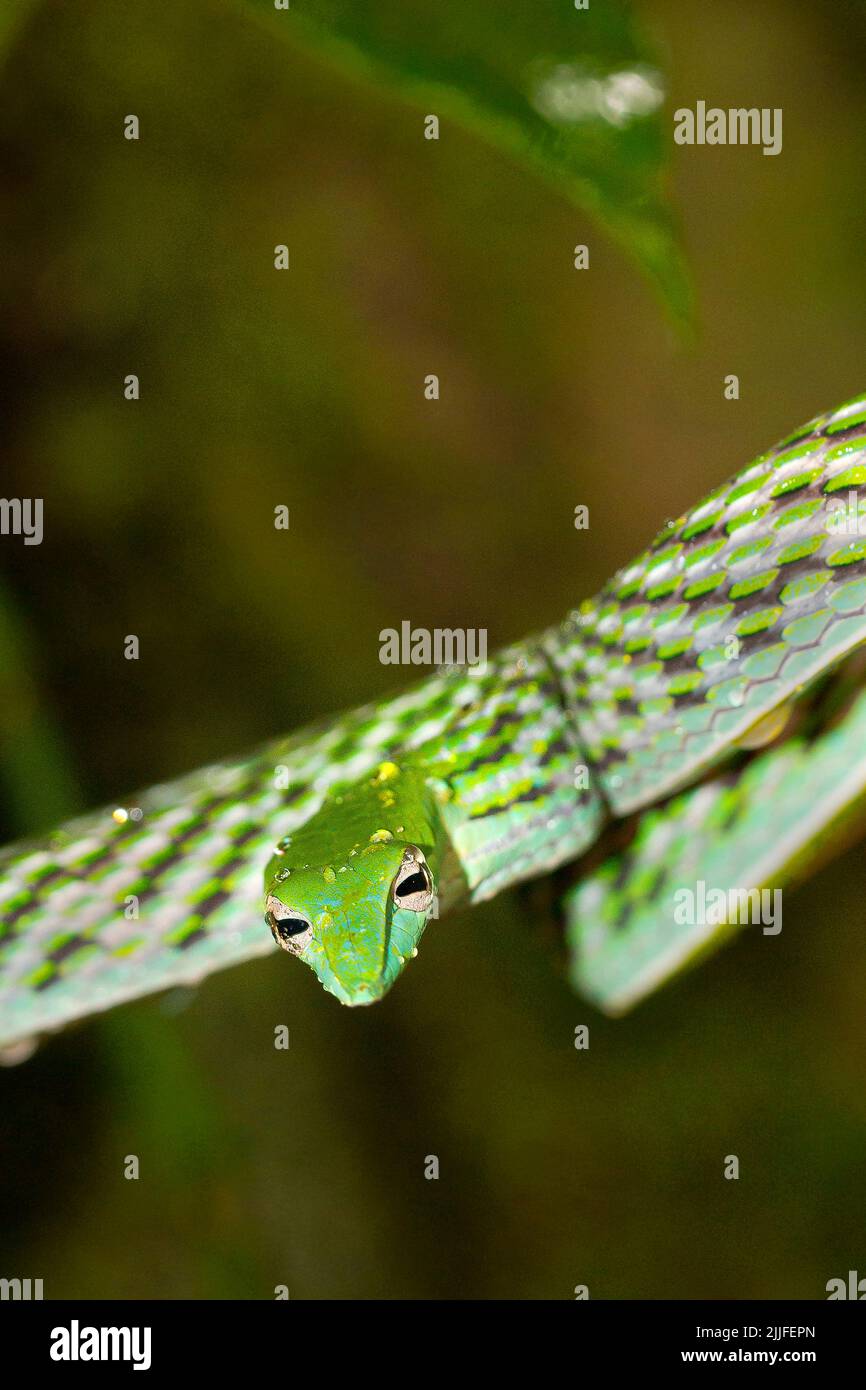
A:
236;0;691;325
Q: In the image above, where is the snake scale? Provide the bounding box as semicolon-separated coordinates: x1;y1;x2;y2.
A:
2;393;866;1049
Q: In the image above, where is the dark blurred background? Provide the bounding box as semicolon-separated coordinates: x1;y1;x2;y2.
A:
1;0;865;1298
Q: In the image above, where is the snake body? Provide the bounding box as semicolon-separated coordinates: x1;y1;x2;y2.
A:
2;395;866;1045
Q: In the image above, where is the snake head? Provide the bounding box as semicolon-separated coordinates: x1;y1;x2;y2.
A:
264;766;440;1005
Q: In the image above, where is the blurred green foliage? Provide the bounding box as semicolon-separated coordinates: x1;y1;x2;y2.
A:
1;0;866;1299
0;2;37;62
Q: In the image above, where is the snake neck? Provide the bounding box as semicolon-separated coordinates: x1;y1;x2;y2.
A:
418;640;605;903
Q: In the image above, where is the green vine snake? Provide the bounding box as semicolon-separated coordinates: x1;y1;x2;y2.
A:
2;394;866;1051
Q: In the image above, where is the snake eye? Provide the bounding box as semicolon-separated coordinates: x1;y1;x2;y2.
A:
392;849;434;913
266;896;313;955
